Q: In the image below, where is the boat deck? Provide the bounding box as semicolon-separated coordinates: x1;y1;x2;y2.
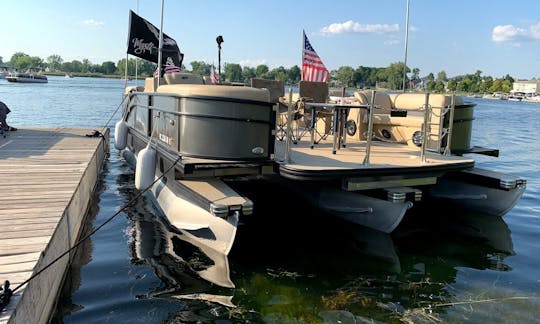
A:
274;135;476;181
0;127;108;324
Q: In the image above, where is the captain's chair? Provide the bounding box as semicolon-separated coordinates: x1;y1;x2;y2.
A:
298;81;330;142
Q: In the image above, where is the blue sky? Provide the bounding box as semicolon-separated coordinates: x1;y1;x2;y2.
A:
1;0;540;79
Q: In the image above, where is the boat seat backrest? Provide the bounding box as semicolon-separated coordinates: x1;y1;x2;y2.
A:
391;93;464;110
144;77;165;92
164;72;204;85
251;78;285;103
356;90;392;114
299;80;329;103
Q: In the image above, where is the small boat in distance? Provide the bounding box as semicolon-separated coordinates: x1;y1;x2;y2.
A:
6;72;48;83
0;66;10;79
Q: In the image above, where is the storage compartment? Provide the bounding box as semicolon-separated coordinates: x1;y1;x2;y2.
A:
153;85;274;160
177;97;273;159
450;104;474;151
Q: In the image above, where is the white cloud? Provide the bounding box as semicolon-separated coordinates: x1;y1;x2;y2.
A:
238;59;267;67
384;37;400;45
320;20;399;35
492;22;540;43
83;19;105;28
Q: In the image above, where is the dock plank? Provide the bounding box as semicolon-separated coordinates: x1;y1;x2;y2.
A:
0;127;108;324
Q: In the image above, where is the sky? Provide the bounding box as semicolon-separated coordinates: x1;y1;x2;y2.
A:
1;0;540;80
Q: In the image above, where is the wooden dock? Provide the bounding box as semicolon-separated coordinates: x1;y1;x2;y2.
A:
0;127;109;324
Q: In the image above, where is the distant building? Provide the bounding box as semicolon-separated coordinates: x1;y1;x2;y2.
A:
512;79;540;94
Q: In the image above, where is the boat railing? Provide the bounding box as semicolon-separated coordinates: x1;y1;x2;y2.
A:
279;90;458;165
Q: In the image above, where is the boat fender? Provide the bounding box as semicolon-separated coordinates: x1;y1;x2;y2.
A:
114;120;128;150
135;146;157;190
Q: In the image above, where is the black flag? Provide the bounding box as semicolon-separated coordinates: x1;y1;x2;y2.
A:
126;10;183;74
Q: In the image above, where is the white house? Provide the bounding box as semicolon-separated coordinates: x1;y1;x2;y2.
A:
512;80;540;95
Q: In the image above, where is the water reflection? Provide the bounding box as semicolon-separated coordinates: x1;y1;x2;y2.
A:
225;183;516;322
55;169;518;323
130;205;234;288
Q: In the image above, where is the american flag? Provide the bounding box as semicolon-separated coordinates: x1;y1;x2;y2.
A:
302;30;329;83
210;65;219;84
164;64;181;73
153;58;182;77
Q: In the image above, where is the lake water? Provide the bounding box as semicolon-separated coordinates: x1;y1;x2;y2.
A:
1;76;539;323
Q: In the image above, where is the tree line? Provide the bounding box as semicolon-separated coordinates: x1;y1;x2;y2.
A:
1;52;517;93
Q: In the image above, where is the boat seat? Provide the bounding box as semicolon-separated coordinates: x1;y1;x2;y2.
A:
369;112;425;127
156;84;270;102
164;72;204;85
251;78;284;103
354;90;393;114
298;81;331;143
391;93;463;110
144;77;165;92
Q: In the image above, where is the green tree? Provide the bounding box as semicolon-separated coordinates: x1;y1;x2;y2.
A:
190;61;210;76
411;68;420;82
426;80;436;92
82;59;91;73
456;78;472;92
70;60;83;72
10;53;45;71
288;65;301;84
501;79;513;92
267;66;288;82
334;66;355;87
137;60;156;76
224;63;242;82
101;61;117;74
117;58;138;75
447;79;457;92
255;64;269;78
11;52;45;71
489;79;504;93
242;66;256;83
478;77;493;93
47;54;63;71
382;62;407;90
434;81;445;93
436;71;447;82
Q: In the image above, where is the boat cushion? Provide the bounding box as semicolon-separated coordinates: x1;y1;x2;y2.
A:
164;72;204;85
354;91;392;114
391;93;464;110
365;111;424;127
157;84;270;102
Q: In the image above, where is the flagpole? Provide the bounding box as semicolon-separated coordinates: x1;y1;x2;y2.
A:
301;30;305;81
134;0;139;81
402;0;410;92
157;0;165;85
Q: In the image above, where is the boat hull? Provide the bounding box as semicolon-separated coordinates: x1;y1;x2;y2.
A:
122;148;247;256
425;168;526;216
264;175;411;233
